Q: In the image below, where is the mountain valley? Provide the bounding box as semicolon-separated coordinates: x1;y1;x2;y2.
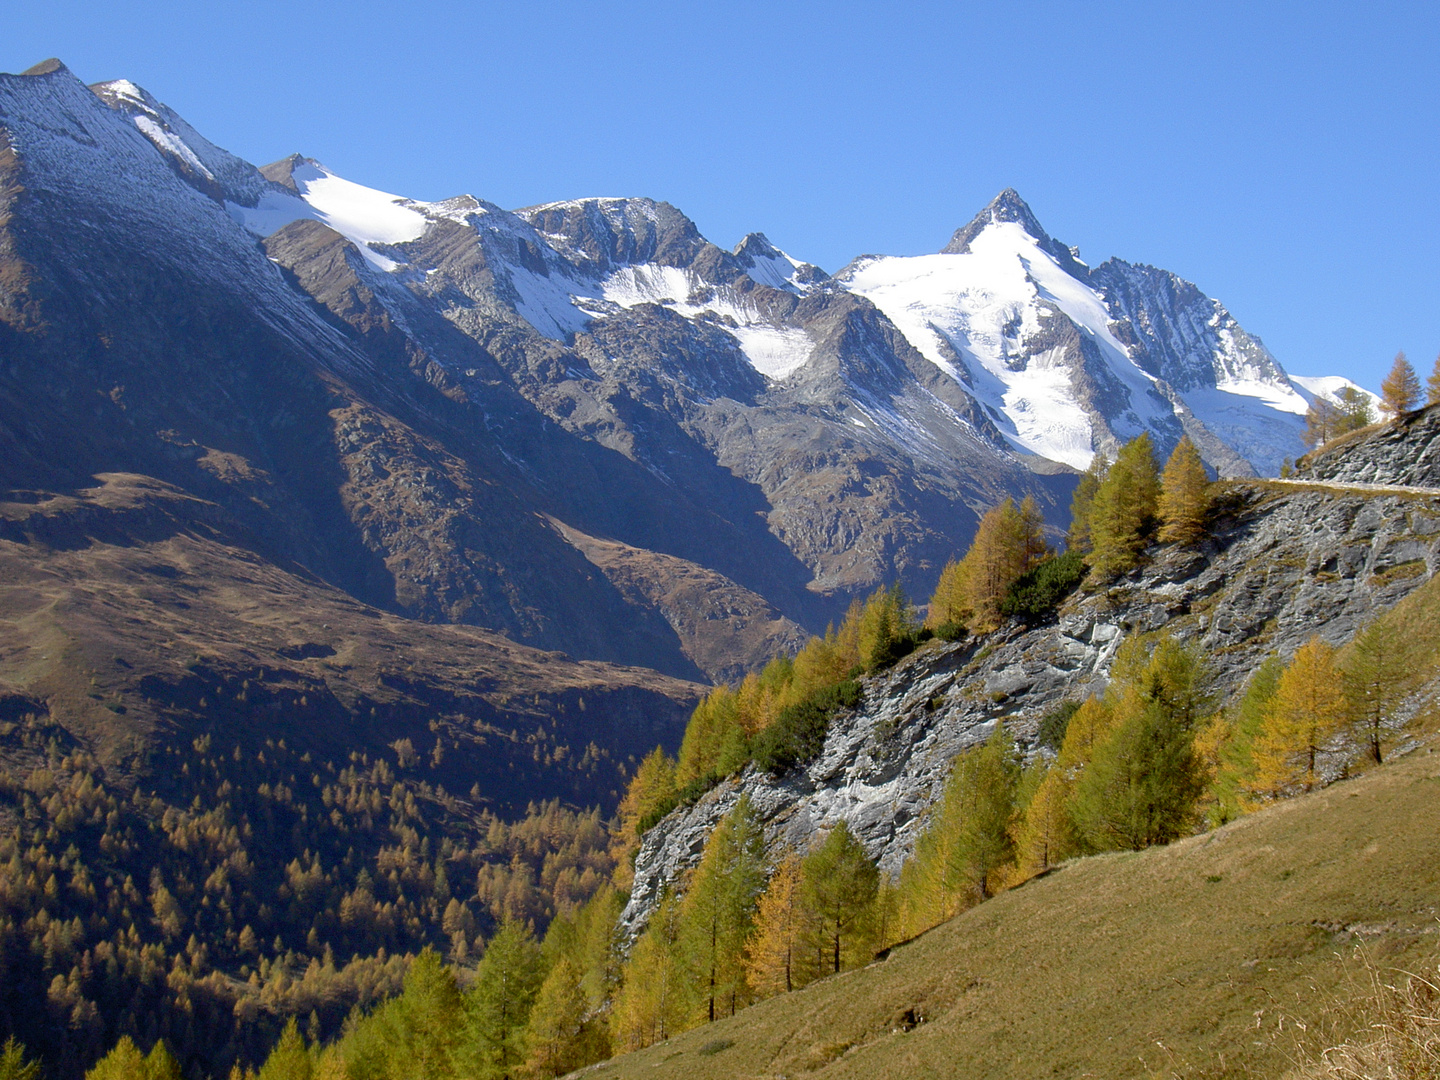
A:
0;56;1433;1080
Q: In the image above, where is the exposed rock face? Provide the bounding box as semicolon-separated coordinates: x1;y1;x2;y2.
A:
2;61;1371;692
620;471;1440;937
1298;403;1440;488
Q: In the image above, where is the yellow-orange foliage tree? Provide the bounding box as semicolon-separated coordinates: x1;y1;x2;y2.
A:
1251;636;1351;798
742;851;814;998
927;496;1047;635
1156;436;1212;546
1380;350;1421;416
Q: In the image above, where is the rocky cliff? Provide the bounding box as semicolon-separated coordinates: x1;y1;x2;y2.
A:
620;428;1440;935
1297;402;1440;488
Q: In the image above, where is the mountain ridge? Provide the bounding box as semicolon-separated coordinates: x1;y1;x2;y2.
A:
0;59;1383;680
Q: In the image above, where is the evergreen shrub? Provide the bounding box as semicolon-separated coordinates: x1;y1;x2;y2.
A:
1001;550;1086;622
751;680;862;776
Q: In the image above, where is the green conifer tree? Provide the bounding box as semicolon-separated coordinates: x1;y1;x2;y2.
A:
1207;654;1284;822
799;822;879;975
0;1039;40;1080
1335;386;1376;433
1070;634;1210;852
463;920;544;1080
897;723;1021;934
678;795;767;1022
87;1038;183;1080
945;724;1021;900
612;890;688;1051
676;687;741;787
143;1043;182;1080
1343;620;1415;765
1067;451;1109;554
257;1019;313;1080
1088;434;1160;578
391;948;464;1080
524;957;587;1079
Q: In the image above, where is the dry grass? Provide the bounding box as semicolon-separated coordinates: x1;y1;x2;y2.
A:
1282;950;1440;1079
591;742;1440;1079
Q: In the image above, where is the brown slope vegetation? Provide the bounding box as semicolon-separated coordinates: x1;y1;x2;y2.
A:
0;473;701;814
596;741;1440;1079
0;473;702;1076
549;520;810;685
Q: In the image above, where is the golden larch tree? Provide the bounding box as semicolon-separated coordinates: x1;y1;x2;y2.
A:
925;554;974;632
742;850;812;998
1251;636;1351;797
1009;762;1076;884
1380;350;1421;416
928;497;1048;636
1157;436;1212;546
611;747;677;889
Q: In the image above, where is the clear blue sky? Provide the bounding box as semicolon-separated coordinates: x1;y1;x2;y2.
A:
6;1;1439;390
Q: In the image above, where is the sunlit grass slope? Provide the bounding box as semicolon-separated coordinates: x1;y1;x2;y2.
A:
593;740;1440;1079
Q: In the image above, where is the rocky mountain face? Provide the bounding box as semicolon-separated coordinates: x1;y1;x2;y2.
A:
1297;404;1440;488
838;189;1343;478
0;60;1375;782
620;411;1440;936
0;473;702;820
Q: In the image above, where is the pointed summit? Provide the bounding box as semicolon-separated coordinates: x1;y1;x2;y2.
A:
260;153;325;194
942;188;1088;280
19;58;68;77
734;232;783;261
942;189;1049;253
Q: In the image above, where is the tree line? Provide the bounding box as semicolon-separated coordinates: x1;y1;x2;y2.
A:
0;716;623;1079
66;608;1413;1080
1302;350;1440;451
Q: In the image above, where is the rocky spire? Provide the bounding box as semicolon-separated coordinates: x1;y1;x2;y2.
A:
942;188;1090;281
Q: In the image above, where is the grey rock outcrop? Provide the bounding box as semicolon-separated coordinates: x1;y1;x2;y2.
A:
1298;403;1440;488
620;474;1440;937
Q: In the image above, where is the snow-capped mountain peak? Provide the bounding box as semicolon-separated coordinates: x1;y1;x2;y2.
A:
227;155;429;272
90;75;272;208
942;187;1091;282
9;60;1353;482
835;189;1340;475
838;201;1172;469
732;232;828;294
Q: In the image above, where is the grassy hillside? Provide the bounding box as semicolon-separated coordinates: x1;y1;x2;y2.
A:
594;737;1440;1079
